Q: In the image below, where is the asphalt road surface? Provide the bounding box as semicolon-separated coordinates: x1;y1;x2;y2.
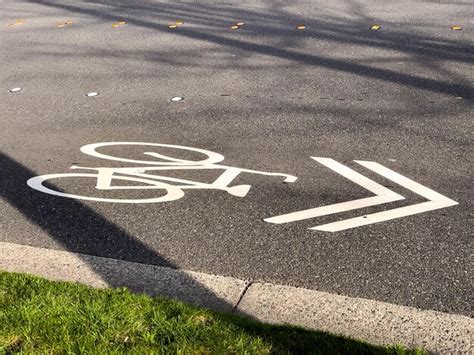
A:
1;0;472;317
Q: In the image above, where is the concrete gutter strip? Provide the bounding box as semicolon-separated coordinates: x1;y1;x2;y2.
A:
1;242;472;353
0;242;244;313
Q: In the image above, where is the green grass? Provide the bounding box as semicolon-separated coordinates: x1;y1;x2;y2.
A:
0;271;425;354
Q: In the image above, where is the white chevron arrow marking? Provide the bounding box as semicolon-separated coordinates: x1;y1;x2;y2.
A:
264;158;405;224
264;158;458;232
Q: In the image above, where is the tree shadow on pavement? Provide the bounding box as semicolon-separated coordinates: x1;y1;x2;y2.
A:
1;152;407;353
20;0;474;100
0;151;236;312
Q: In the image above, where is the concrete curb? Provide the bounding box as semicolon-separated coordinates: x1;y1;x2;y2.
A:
236;283;472;353
1;242;472;353
0;242;245;313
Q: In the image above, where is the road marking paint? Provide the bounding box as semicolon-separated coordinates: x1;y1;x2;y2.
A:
265;158;458;232
58;20;73;28
111;20;127;28
264;158;404;224
27;142;296;203
8;19;25;27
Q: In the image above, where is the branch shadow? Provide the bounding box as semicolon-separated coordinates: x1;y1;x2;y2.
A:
19;0;473;100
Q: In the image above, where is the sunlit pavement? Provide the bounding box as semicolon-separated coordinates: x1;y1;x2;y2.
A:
1;0;472;320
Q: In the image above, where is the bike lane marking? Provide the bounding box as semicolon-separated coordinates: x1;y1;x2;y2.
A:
265;158;459;232
264;157;405;224
312;160;459;232
26;142;297;203
25;142;458;231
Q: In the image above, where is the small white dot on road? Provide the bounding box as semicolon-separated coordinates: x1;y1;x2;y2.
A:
86;92;99;97
9;87;22;92
170;96;184;102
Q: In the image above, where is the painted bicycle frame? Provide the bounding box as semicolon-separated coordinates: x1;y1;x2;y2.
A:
27;142;297;203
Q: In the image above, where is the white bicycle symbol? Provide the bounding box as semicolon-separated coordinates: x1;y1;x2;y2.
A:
27;142;297;203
